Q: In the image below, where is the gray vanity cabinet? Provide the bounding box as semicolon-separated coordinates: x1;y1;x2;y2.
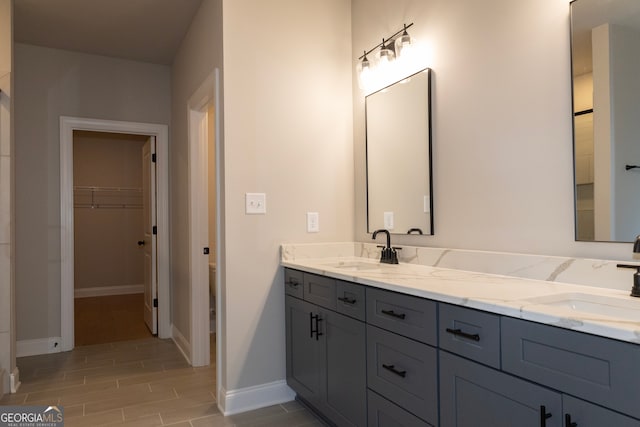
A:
440;351;562;427
562;395;640;427
285;271;367;427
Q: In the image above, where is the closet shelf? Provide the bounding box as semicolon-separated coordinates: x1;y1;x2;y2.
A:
74;186;143;209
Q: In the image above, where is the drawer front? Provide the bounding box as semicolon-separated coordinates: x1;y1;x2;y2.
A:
366;288;437;345
439;303;500;369
502;317;640;419
303;273;336;310
336;280;366;321
368;390;433;427
367;325;438;425
284;268;304;298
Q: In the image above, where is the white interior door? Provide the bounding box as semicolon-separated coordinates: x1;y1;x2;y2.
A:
142;136;157;334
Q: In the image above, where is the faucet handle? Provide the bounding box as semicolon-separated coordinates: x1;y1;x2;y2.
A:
616;264;640;297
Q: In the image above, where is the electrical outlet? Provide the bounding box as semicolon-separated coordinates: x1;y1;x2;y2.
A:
245;193;266;214
384;212;394;229
307;212;319;233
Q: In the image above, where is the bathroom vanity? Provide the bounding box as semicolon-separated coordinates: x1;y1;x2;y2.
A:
282;248;640;427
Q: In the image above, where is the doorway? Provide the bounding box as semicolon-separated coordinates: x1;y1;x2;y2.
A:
72;130;155;345
60;117;170;351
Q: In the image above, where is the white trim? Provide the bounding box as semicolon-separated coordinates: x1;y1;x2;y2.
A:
74;284;144;298
10;367;20;393
188;73;216;367
60;116;171;352
171;324;191;364
219;381;296;416
17;337;63;357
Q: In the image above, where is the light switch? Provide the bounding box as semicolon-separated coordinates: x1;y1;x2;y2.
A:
424;195;430;213
307;212;319;233
245;193;266;214
384;212;394;229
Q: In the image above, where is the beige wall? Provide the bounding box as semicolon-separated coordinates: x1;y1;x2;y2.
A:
222;0;353;391
169;0;223;352
0;0;13;395
73;131;146;290
352;0;631;261
14;44;171;341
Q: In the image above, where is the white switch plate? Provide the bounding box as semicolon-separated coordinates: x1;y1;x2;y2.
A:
384;212;394;229
307;212;319;233
245;193;266;214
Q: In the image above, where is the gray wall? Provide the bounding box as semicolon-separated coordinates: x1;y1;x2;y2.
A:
14;43;171;341
352;0;632;261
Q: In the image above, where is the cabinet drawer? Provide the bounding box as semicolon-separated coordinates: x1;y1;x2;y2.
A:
284;269;304;298
368;390;433;427
366;288;437;345
336;280;365;321
367;325;438;425
303;273;336;310
502;317;640;419
439;303;500;369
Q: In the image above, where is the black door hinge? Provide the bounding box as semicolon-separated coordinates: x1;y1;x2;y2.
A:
152;153;157;163
153;298;158;308
203;247;210;255
152;226;157;235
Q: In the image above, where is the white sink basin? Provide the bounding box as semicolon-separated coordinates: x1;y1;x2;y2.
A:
323;261;382;271
522;292;640;319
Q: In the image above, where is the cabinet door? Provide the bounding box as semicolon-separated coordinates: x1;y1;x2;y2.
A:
324;310;367;427
563;395;640;427
440;351;562;427
285;296;325;408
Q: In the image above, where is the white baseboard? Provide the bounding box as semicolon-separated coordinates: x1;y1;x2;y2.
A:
219;380;295;416
171;324;191;364
17;337;63;357
10;367;20;393
74;284;144;298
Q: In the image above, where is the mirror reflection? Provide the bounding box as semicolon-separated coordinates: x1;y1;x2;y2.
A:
571;0;640;242
366;68;433;235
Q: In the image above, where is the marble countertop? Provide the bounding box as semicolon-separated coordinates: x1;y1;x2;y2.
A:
281;255;640;344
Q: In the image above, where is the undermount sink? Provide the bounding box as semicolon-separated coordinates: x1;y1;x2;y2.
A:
522;293;640;319
324;261;382;271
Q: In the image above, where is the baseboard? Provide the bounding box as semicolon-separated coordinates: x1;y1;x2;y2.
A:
219;380;295;416
74;284;144;298
17;337;63;357
171;324;191;364
10;367;20;393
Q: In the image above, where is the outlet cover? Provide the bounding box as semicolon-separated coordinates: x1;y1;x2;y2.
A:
307;212;319;233
384;211;394;229
246;193;266;214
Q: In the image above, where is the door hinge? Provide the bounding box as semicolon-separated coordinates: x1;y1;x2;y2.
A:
152;226;157;235
152;153;157;163
203;247;210;255
153;298;158;308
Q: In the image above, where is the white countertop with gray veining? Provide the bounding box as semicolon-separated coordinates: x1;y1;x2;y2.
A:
282;253;640;344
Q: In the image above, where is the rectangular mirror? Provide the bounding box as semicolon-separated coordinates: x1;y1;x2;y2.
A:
571;0;640;242
366;68;433;235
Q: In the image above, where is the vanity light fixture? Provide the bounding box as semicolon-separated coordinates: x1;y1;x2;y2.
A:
357;23;415;92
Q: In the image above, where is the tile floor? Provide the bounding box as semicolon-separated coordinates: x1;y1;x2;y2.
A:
0;337;324;426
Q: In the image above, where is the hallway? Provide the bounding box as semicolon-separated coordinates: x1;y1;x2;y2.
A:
0;337;323;426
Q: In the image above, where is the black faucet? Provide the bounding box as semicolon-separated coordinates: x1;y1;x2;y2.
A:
617;235;640;297
372;229;399;264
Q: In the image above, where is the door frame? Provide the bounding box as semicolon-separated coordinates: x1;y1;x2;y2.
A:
187;70;219;367
59;116;170;351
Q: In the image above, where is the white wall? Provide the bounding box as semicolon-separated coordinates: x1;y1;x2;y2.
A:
353;0;633;261
14;44;171;341
0;0;13;395
169;0;223;360
222;0;353;392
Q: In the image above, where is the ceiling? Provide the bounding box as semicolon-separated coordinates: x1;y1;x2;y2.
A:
14;0;204;65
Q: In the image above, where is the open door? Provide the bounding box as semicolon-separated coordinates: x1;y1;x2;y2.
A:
142;136;157;335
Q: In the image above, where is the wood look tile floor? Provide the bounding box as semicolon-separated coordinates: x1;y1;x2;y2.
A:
0;336;325;427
